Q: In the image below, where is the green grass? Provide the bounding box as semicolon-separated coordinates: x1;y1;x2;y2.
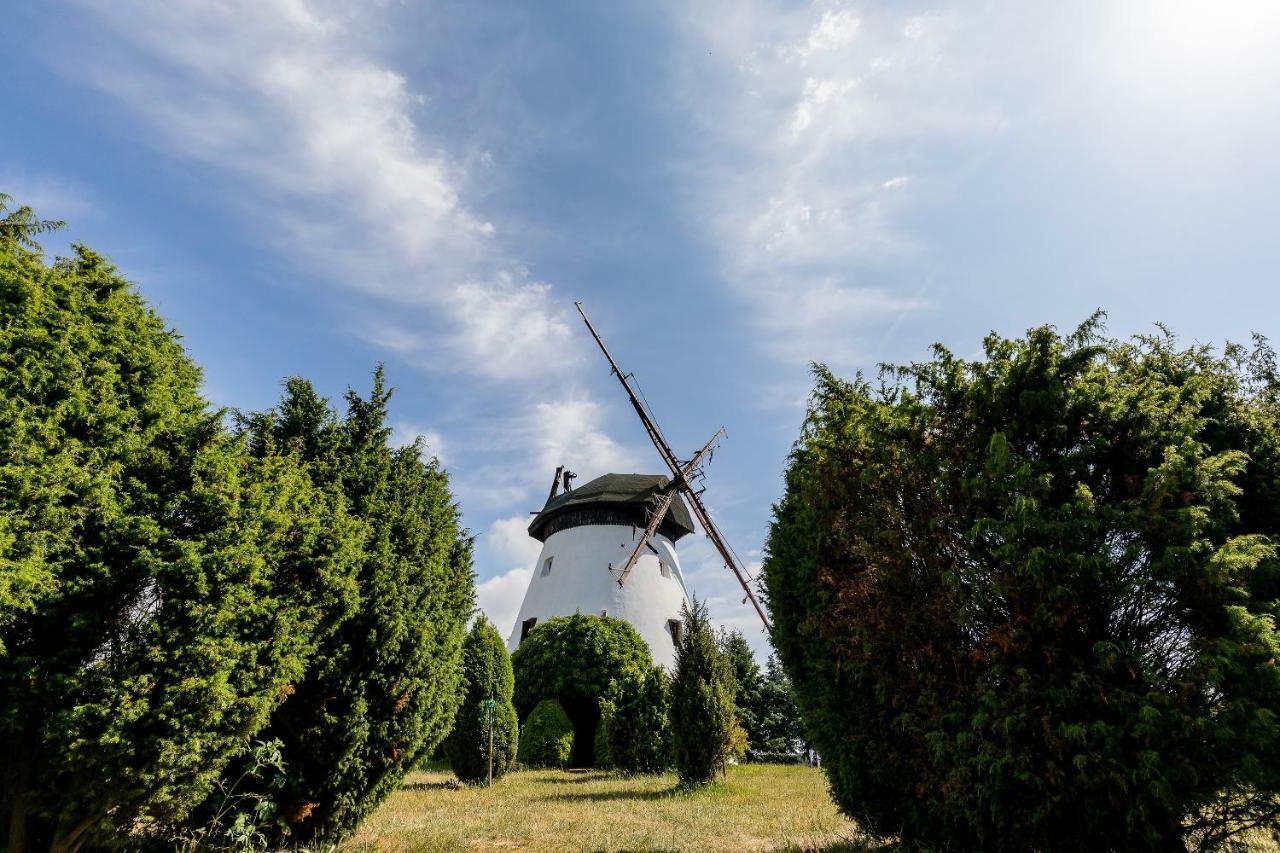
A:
344;763;869;852
345;764;1280;852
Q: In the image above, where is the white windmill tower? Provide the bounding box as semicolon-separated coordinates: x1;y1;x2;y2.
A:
507;469;699;668
506;304;770;668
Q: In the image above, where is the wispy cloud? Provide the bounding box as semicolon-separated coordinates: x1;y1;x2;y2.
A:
673;2;999;370
388;420;445;462
50;0;643;606
1;170;97;221
69;0;575;383
475;566;533;639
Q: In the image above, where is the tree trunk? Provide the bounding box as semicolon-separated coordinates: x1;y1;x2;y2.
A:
6;748;31;853
8;794;28;853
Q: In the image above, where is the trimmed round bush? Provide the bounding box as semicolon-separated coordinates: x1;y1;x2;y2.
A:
511;613;652;765
765;321;1280;850
517;699;574;768
446;618;519;785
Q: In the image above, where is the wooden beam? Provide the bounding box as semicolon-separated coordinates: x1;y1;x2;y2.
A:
613;429;722;587
576;302;771;629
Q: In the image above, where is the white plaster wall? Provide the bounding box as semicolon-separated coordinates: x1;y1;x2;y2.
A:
506;524;691;670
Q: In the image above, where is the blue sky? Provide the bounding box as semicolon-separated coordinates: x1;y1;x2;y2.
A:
4;1;1280;656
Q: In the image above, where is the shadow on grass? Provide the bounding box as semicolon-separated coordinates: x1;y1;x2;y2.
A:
772;838;894;853
400;779;459;792
543;786;683;802
549;771;616;783
773;834;908;853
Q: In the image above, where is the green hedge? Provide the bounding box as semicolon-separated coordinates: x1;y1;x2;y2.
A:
765;320;1280;850
517;699;574;768
511;614;651;766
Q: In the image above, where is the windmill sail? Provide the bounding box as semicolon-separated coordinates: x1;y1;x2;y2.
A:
574;302;771;629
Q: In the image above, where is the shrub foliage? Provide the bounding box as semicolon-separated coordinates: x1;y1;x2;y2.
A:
511;613;651;766
600;665;671;774
517;699;575;768
189;373;474;844
0;210;362;850
765;318;1280;850
447;618;519;785
669;599;736;787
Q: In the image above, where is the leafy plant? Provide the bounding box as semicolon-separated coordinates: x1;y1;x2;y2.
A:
511;613;651;766
517;699;574;768
765;317;1280;850
169;739;288;853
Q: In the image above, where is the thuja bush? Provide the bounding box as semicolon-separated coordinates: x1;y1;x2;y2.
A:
765;316;1280;851
446;618;518;785
187;371;473;845
600;665;671;774
517;699;574;768
511;613;651;766
0;202;361;851
669;599;736;787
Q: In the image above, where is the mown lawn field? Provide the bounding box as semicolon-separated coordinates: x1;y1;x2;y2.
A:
344;763;866;852
345;763;1280;853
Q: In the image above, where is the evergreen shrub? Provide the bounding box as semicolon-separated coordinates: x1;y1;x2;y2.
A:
446;619;518;785
600;665;671;774
0;201;362;850
765;318;1280;850
511;613;651;765
669;599;736;787
517;699;574;768
190;370;473;845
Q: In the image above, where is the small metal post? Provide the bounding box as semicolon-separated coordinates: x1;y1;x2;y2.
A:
484;696;497;787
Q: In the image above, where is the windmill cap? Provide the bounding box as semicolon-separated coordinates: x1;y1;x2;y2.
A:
527;472;696;543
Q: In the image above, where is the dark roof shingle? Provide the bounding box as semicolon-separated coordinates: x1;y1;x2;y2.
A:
527;473;696;542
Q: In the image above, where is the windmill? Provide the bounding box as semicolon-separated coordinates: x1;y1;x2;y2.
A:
574;302;771;630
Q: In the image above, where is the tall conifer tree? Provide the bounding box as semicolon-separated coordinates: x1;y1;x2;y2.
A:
669;599;736;787
198;371;474;844
0;202;361;851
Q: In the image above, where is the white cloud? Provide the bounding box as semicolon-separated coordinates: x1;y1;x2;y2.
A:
69;0;576;383
485;514;543;569
674;2;995;372
60;0;635;576
458;394;642;511
527;397;639;482
475;566;532;639
388;421;445;461
791;9;862;62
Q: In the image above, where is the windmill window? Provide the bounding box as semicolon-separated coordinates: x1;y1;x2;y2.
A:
541;557;553;577
659;559;672;579
668;618;684;645
521;617;538;641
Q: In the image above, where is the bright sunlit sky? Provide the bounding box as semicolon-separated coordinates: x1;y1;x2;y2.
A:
4;1;1280;656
